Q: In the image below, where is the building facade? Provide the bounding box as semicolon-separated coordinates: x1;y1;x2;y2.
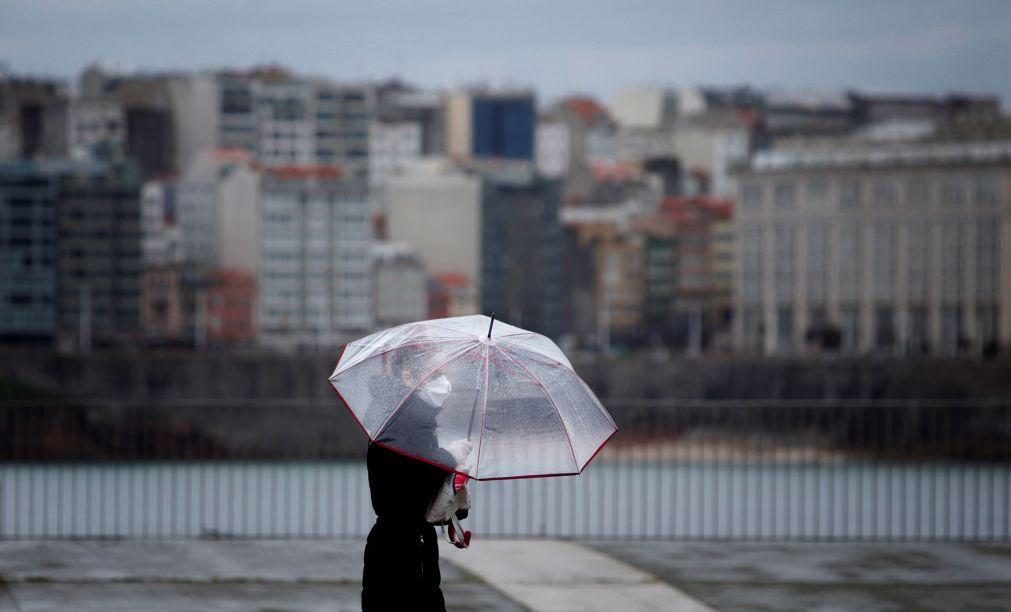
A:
54;161;143;348
0;163;58;340
368;120;422;188
216;70;373;180
385;158;483;308
447;90;535;161
481;174;566;338
734;141;1011;355
258;168;372;350
372;241;426;327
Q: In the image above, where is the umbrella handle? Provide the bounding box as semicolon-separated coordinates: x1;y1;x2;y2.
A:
444;515;471;549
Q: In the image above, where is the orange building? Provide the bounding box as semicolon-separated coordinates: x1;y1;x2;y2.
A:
141;265;185;343
205;269;257;345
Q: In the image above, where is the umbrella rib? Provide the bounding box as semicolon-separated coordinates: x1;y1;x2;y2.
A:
334;337;464;377
496;338;573;370
494;345;580;473
371;343;478;441
472;342;491;479
493;343;614;432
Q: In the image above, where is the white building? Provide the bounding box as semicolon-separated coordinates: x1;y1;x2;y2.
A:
734;140;1011;356
368;120;422;188
140;180;183;266
672;116;751;198
372;241;426;327
67;98;124;159
609;88;678;162
216;71;373;180
176;154;220;267
258;169;373;350
167;73;220;174
254;80;316;166
536;119;569;179
608;87;677;130
385;158;482;308
174;149;262;272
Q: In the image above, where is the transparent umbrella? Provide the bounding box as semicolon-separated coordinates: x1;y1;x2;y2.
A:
328;314;617;480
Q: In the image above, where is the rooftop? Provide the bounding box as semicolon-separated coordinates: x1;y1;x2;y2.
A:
747;139;1011;173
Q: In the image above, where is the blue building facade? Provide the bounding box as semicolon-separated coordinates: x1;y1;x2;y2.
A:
471;95;535;160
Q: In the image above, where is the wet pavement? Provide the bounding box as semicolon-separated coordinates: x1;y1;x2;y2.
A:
0;540;523;612
2;539;1010;611
589;541;1011;611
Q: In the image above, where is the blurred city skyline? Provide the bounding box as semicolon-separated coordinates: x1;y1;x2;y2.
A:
2;0;1011;105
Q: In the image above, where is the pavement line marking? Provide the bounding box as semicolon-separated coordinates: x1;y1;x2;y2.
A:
440;539;713;612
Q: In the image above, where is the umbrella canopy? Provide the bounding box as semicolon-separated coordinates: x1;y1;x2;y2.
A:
329;315;617;480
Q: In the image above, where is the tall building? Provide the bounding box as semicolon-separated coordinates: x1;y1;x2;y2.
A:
481;173;566;338
75;64;217;177
140;179;183;266
68;97;124;160
368;120;422;188
0;77;69;161
636;196;734;350
385;158;483;310
734;140;1011;355
205;269;257;346
0;163;58;340
258;167;372;350
447;90;535;161
562;201;648;348
53;160;143;348
372;241;426;327
375;84;446;156
540;95;618;195
216;69;373;180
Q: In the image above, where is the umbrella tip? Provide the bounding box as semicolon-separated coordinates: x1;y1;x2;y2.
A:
487;312;496;339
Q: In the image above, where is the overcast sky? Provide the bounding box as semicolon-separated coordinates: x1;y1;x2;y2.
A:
2;0;1010;105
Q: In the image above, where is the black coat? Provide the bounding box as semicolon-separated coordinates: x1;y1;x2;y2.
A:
362;442;451;612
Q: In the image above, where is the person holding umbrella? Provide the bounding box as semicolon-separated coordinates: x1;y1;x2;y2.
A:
360;358;468;611
330;314;616;611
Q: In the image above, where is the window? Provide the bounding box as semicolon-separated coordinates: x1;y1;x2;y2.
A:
840;306;860;352
806;179;830;214
774;223;795;301
740;224;763;303
974;172;999;208
906;176;931;213
838;223;862;301
875;306;894;349
774;181;796;212
940;221;964;302
872;220;896;301
807;220;828;302
741;183;763;214
872;178;898;211
976;216;999;300
839;180;862;212
940;175;966;208
907;220;930;301
777;307;794;352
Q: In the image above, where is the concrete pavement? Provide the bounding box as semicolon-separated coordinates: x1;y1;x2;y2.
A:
0;540;524;612
591;541;1011;611
440;539;711;612
2;539;1011;611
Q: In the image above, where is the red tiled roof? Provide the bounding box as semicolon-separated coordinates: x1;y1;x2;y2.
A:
563;96;609;125
260;165;344;180
590;162;640;182
433;272;470;288
212;148;254;163
661;196;734;220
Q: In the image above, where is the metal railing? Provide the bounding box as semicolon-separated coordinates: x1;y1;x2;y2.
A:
1;399;1009;540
